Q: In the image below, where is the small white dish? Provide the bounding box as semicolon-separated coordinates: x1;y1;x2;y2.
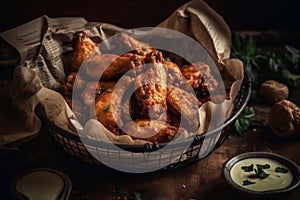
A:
10;168;72;200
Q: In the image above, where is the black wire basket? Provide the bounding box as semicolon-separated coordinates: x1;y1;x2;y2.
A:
35;69;252;172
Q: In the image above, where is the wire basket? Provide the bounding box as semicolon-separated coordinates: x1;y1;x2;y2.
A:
35;69;252;171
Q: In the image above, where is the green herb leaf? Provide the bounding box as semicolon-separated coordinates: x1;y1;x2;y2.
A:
255;167;270;179
141;46;147;51
230;31;300;89
256;164;270;169
166;57;172;62
241;164;254;172
234;107;264;135
96;85;106;97
285;45;300;65
242;180;256;186
103;104;110;111
132;192;142;200
282;69;300;87
275;167;289;173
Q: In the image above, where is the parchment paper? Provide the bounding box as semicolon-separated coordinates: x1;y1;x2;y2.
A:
0;0;243;146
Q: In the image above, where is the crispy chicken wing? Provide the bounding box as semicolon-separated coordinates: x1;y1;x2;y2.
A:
116;33;151;52
72;31;100;71
81;81;116;106
166;86;200;130
134;63;167;119
93;89;122;135
181;62;219;97
83;53;136;81
122;119;178;143
110;75;135;127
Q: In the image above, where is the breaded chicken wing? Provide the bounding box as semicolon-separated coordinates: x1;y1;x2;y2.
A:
181;62;219;96
93;89;122;135
122;119;178;143
72;31;100;71
134;63;167;119
84;53;138;81
81;81;116;106
117;33;151;52
166;86;200;130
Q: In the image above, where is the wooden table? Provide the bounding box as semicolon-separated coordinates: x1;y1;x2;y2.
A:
1;90;300;200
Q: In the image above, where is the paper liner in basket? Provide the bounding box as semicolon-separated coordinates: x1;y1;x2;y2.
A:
0;0;244;146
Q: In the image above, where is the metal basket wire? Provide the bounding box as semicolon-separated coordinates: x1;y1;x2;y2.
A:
35;69;252;171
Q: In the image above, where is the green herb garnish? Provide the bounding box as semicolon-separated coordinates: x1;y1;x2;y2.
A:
141;46;147;51
96;85;106;97
231;31;300;89
275;167;289;173
242;180;256;186
241;164;254;172
254;166;270;179
241;163;269;180
116;188;142;200
103;104;110;111
256;164;270;169
234;107;265;135
166;57;172;62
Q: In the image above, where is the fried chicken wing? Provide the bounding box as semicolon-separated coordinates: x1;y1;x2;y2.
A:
81;81;116;106
117;33;151;52
166;86;200;130
84;53;137;81
134;63;167;119
122;119;178;143
110;75;135;127
72;31;100;71
93;89;122;135
181;62;219;97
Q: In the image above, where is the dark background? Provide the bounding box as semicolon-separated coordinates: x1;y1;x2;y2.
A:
0;0;299;32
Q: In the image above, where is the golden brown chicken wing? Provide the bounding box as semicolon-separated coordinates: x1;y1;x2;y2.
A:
166;86;200;130
92;89;122;135
72;31;100;71
83;53;137;81
181;62;219;97
134;62;167;119
122;119;178;143
110;75;135;127
116;33;151;52
81;81;116;106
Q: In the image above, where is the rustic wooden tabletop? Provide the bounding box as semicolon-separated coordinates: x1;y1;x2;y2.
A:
1;90;299;200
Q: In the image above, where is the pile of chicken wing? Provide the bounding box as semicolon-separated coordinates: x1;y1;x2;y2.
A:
63;31;226;143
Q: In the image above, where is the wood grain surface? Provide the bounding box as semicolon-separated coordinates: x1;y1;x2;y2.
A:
1;95;299;200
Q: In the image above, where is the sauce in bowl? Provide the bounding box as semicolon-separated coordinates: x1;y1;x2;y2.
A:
230;157;293;192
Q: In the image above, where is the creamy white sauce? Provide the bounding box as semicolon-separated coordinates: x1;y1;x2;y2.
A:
230;158;293;192
16;171;64;200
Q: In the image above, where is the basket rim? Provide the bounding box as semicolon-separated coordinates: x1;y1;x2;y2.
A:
35;68;252;153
